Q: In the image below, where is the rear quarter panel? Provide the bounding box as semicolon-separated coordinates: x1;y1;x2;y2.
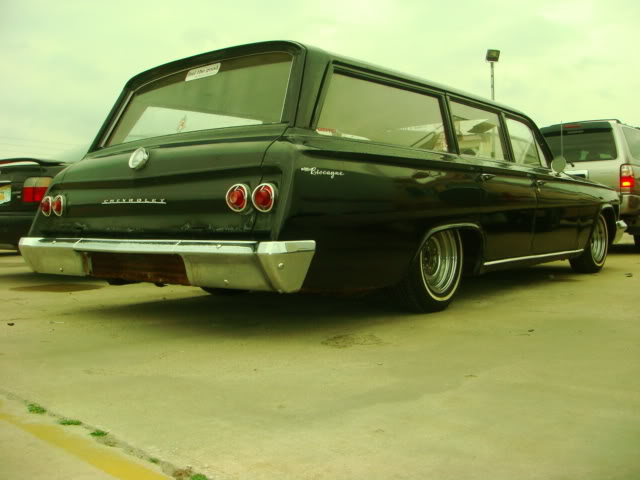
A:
266;133;486;290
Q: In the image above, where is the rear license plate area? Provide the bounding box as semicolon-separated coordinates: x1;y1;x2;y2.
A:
89;252;190;285
0;184;11;204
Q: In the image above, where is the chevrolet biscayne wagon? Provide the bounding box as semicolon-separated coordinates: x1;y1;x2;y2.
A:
19;41;625;312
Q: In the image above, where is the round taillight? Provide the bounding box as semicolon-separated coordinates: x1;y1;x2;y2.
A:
52;195;65;216
225;184;249;212
40;196;52;217
252;183;276;213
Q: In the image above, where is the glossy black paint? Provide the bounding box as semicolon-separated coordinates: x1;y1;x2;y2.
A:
27;41;621;290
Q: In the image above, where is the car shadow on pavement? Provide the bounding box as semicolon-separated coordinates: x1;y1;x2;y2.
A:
0;270;107;287
609;243;639;255
458;263;579;299
73;263;582;337
83;288;401;336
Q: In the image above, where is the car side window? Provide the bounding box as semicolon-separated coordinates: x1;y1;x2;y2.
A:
449;101;506;161
622;126;640;165
316;73;449;152
506;117;543;166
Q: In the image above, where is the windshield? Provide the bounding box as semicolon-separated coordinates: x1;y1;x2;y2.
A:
543;128;617;162
106;52;293;146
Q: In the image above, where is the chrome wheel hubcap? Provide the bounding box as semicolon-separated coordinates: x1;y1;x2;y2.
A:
420;230;460;296
590;216;607;264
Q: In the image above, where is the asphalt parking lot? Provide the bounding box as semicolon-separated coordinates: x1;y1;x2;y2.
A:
1;237;640;480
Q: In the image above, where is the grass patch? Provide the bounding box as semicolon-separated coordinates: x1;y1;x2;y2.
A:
27;403;46;414
90;429;108;437
191;475;208;480
59;419;82;426
149;457;160;464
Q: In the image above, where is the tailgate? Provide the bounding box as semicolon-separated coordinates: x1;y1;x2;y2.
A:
35;126;287;240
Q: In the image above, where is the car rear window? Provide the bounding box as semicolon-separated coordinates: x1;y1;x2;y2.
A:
543;126;617;162
106;52;293;146
622;126;640;162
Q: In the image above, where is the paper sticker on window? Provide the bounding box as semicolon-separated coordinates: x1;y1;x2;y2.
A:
185;63;221;82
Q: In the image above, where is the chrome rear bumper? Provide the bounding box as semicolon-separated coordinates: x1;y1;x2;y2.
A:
18;237;316;293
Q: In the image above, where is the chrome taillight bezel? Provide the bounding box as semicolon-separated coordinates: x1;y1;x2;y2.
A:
225;184;250;212
52;194;65;217
40;196;52;217
252;183;277;213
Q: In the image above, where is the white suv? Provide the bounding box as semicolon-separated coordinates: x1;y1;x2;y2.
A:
541;119;640;248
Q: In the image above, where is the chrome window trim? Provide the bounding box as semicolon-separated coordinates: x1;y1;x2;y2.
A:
99;91;133;148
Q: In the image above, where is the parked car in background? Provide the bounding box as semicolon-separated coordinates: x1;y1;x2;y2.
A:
0;158;74;250
18;41;626;312
541;119;640;248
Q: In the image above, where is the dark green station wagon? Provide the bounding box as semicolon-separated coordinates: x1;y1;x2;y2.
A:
19;41;626;312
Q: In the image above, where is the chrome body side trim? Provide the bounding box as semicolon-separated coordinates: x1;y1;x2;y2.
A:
415;223;482;256
483;249;583;267
18;237;316;293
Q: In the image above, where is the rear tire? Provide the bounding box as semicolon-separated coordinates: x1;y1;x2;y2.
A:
634;235;640;250
393;229;463;313
570;213;608;273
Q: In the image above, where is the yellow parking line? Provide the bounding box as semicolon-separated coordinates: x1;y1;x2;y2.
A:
0;409;170;480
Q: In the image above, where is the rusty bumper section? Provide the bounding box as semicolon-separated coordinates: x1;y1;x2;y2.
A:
19;238;316;293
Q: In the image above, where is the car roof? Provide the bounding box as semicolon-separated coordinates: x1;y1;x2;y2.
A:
125;40;532;121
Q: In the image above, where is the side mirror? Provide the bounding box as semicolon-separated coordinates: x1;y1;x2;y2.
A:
551;156;567;174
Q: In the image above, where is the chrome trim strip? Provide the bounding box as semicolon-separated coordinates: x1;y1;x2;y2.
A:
19;237;316;293
0;161;40;168
415;222;482;261
428;222;481;236
99;91;133;148
483;249;583;267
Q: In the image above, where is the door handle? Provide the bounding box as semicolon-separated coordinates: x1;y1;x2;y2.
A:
476;173;495;182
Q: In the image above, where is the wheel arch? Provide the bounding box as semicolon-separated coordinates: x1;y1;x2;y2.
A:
414;222;486;275
598;204;617;246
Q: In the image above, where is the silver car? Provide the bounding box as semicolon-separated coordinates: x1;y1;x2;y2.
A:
541;119;640;248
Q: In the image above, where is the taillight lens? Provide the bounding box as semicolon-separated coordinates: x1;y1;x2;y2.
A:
22;177;52;203
40;196;52;216
252;183;276;212
620;164;635;190
226;184;249;212
52;195;65;216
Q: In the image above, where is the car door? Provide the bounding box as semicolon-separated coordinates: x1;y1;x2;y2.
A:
505;116;598;254
449;100;537;260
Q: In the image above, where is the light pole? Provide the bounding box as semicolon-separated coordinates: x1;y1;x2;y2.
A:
486;49;500;101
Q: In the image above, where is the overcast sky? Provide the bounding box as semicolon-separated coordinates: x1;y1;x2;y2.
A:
1;0;638;160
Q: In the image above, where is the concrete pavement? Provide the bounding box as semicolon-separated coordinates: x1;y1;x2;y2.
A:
1;236;639;479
